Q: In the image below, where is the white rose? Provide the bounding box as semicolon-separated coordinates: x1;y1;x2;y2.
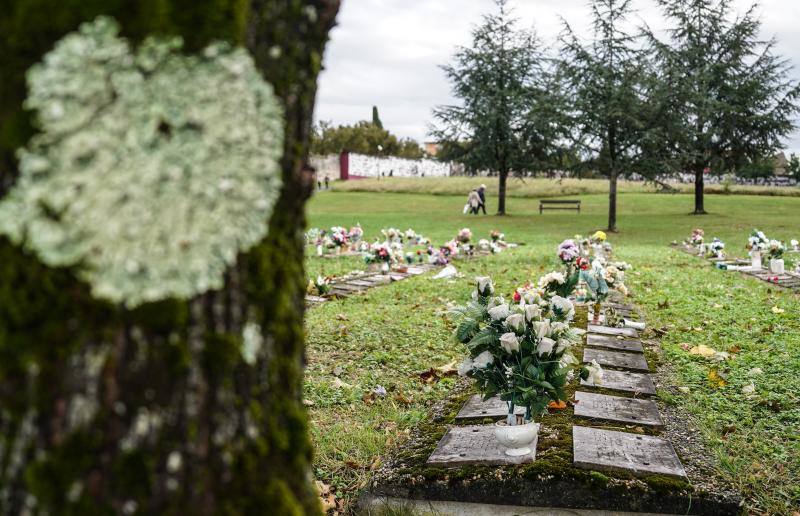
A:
475;276;494;296
551;296;575;320
556;338;572;353
537;337;555;356
559;352;578;367
488;303;511;321
524;304;541;322
532;320;551;339
472;350;494;369
499;332;520;353
550;321;569;335
505;313;526;334
457;358;474;376
586;359;604;385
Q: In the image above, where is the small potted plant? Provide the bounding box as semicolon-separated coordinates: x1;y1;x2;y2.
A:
453;276;598;457
766;239;785;274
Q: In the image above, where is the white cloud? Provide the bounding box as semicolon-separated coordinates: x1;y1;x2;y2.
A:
315;0;800;153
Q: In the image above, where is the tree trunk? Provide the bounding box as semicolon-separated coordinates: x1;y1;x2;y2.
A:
607;168;618;232
0;1;339;514
693;164;706;214
497;169;507;215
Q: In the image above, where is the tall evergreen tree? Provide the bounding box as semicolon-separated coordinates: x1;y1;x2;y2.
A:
560;0;652;232
649;0;800;214
0;0;339;513
432;0;564;215
372;105;383;129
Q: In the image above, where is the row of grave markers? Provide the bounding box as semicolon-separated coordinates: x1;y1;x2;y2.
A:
305;249;500;308
426;300;687;480
673;243;800;291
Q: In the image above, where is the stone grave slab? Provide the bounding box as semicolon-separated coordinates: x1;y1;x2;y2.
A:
346;279;376;287
427;425;537;467
588;325;639;338
331;283;363;292
362;275;391;285
389;273;407;281
455;395;525;420
573;426;686;478
305;295;327;305
574;391;662;427
586;334;644;353
405;267;427;275
581;369;656;395
583;348;649;372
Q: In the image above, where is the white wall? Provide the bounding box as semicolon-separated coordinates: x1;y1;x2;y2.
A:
310;154;340;180
348;153;451;178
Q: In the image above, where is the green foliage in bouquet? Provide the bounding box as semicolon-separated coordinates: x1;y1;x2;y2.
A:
451;276;580;421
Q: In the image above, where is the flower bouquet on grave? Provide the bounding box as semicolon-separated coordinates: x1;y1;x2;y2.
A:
381;227;403;244
604;261;630;297
426;245;448;266
477;238;492;252
791;239;799;252
580;260;611;324
538;270;579;300
404;228;422;245
686;228;704;249
306;228;325;256
363;242;395;272
490;229;506;246
746;229;769;269
766;239;785;273
306;275;332;296
329;226;349;254
451;276;596;456
707;238;725;259
456;228;473;254
347;224;364;250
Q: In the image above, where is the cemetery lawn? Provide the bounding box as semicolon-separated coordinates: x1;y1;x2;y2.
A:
304;190;800;514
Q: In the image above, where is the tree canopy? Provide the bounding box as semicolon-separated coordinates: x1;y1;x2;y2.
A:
311;119;423;159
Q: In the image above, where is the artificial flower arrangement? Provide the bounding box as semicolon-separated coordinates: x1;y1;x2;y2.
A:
553;239;590;297
329;226;349;253
477;239;491;252
688;228;704;246
766;239;784;260
457;228;473;244
603;261;630;297
707;238;725;258
427;246;449;266
791;239;799;252
590;230;607;244
490;230;506;243
746;229;769;253
306;275;332;296
381;227;403;244
363;242;396;272
348;224;364;245
305;228;322;246
452;276;602;455
579;259;611;323
403;250;425;264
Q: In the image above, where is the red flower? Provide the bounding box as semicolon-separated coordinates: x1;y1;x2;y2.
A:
513;290;521;302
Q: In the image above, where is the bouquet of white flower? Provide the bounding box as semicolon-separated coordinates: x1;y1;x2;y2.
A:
708;238;725;258
306;275;331;296
452;276;599;425
746;229;769;252
766;239;784;260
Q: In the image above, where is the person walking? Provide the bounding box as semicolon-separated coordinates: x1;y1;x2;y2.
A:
324;175;330;189
477;184;487;214
467;189;481;215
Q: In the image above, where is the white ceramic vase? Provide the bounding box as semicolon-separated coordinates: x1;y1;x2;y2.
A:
316;244;323;257
750;251;762;269
769;259;784;274
380;262;390;273
494;421;539;457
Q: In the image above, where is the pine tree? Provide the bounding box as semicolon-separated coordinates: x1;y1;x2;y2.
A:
649;0;800;214
372;105;383;129
432;0;564;215
559;0;653;232
0;1;339;513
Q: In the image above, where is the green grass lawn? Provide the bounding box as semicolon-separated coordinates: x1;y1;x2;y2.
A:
304;190;800;514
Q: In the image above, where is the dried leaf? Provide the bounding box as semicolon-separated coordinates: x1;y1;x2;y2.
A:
547;400;567;410
708;368;728;388
689;344;716;357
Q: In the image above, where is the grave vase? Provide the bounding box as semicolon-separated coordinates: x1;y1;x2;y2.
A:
750;250;762;270
494;420;539;457
592;302;602;324
769;258;784;274
335;246;342;255
380;262;390;273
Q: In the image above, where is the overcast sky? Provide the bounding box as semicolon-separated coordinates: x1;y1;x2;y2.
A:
315;0;800;154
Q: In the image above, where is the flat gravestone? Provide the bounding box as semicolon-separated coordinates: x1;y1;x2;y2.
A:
362;275;390;284
583;348;649;372
427;425;537;467
331;283;363;292
574;391;662;427
588;325;639;338
305;295;327;305
581;370;656;395
456;395;524;420
389;273;407;281
573;426;686;478
346;279;375;287
586;334;644;353
405;266;427;275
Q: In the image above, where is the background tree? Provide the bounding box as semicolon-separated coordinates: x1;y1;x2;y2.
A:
560;0;654;232
311;119;423;158
372;105;383;129
431;0;564;215
0;0;338;513
648;0;800;214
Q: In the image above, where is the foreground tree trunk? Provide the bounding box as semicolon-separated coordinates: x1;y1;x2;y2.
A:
0;1;339;514
693;165;706;214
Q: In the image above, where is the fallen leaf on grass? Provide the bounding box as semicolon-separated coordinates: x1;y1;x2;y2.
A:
435;361;458;375
336;313;348;321
689;344;716;357
331;378;352;389
393;393;413;405
315;481;337;513
742;382;756;395
747;367;764;376
708;368;728;388
727;345;741;354
547;400;567;410
771;306;785;314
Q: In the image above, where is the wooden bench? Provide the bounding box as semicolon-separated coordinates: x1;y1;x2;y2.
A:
539;199;581;214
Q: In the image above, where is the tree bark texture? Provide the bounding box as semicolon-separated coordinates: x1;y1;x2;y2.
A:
0;1;339;514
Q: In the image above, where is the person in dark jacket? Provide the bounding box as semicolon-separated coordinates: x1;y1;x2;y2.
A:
477;184;487;214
